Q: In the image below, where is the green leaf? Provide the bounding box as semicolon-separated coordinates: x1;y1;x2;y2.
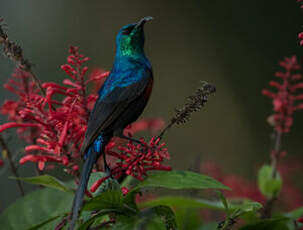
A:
217;191;230;230
11;175;73;193
217;191;229;211
123;190;140;212
258;165;282;198
140;196;226;210
230;201;262;219
83;177;128;213
142;205;177;230
198;222;218;230
26;215;62;230
134;170;230;191
175;208;201;230
82;190;124;211
239;218;289;230
112;215;166;230
285;207;303;219
112;206;177;230
236;202;262;213
112;216;138;230
78;209;121;230
141;196;262;220
121;175;136;188
282;207;303;229
0;187;73;230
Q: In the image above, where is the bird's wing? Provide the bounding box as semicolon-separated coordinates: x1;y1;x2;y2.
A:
80;69;152;154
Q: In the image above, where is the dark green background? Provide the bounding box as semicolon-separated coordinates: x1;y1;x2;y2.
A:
0;0;302;210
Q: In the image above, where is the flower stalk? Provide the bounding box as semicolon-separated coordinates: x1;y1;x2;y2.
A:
0;18;45;95
0;134;24;196
261;56;303;218
158;81;216;140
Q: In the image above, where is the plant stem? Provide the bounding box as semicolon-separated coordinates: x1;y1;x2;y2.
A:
0;134;24;196
261;131;282;218
157;118;176;140
158;82;216;140
272;131;282;178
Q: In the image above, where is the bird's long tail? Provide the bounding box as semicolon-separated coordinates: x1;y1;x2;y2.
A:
68;146;98;230
69;132;112;229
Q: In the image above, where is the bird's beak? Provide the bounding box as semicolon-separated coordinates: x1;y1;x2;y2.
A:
134;16;153;29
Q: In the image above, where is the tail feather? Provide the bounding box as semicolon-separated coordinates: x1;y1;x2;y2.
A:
68;147;98;230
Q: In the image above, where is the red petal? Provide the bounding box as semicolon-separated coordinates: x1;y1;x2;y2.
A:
38;161;45;170
0;122;40;132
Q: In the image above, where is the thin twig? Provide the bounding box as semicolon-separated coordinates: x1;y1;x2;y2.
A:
0;18;45;96
217;217;237;230
0;134;24;196
54;216;69;230
272;132;282;178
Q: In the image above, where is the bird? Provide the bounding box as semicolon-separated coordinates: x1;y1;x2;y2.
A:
68;16;154;230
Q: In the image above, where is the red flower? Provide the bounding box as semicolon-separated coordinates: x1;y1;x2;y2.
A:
108;137;171;180
90;137;171;192
201;161;265;204
298;32;303;46
262;56;303;133
19;154;69;171
0;46;171;181
121;187;129;196
297;0;303;9
0;159;3;167
297;217;303;224
0;46;98;173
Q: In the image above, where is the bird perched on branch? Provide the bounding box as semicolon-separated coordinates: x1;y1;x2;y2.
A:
69;16;154;230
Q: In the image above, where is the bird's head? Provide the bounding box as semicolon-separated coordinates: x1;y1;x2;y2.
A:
115;16;153;58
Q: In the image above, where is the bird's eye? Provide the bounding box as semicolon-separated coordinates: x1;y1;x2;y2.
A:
122;26;134;35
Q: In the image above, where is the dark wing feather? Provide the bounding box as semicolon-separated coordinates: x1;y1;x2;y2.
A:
81;71;151;154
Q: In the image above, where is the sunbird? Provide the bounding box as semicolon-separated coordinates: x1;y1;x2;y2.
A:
69;16;154;229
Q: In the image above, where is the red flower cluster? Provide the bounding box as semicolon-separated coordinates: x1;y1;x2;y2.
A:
90;136;171;192
298;32;303;46
297;0;303;9
0;46;170;181
0;69;42;142
201;161;265;204
108;137;171;179
277;158;303;210
202;160;303;210
0;47;105;171
262;56;303;133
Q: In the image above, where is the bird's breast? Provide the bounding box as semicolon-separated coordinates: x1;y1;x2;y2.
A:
99;61;151;99
143;77;153;99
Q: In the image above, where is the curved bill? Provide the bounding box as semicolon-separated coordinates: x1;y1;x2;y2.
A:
135;16;153;29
